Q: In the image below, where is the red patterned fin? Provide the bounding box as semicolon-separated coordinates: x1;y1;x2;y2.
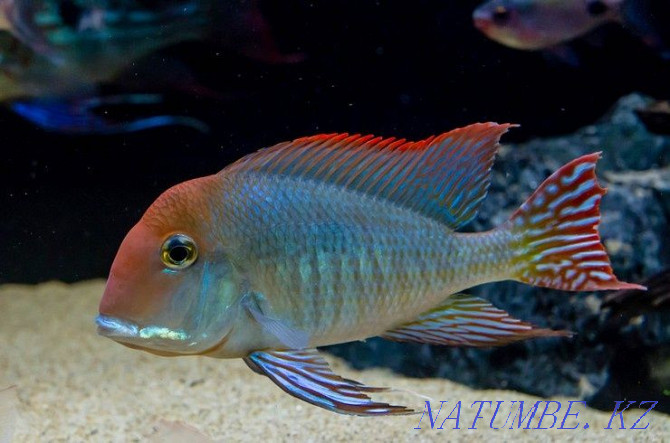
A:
226;123;515;229
244;349;416;416
507;153;644;292
381;293;570;347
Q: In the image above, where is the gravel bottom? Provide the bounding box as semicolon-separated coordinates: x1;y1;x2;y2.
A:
1;280;668;442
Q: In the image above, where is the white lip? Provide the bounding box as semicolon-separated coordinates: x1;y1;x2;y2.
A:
96;314;139;338
96;314;190;345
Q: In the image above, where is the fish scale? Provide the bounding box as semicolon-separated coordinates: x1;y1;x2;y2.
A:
224;172;510;343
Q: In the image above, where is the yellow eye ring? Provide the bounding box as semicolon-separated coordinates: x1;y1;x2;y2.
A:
161;234;198;270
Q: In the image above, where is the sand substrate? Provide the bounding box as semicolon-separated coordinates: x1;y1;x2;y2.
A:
1;280;669;441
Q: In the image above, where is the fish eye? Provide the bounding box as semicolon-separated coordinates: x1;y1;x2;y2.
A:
492;6;510;25
587;0;608;16
161;234;198;270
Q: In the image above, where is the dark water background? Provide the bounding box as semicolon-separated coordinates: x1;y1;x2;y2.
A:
3;0;670;284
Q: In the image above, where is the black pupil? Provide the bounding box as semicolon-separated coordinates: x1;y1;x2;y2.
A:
492;7;510;24
169;245;190;263
587;1;608;16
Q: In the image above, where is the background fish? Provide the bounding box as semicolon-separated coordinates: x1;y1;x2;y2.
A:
0;0;213;91
472;0;666;54
0;0;300;133
0;0;214;133
96;123;641;416
0;0;300;79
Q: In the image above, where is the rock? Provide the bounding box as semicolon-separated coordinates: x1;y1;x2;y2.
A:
636;100;670;135
326;93;670;411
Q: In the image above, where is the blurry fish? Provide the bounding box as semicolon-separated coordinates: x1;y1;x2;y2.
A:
0;0;214;133
472;0;666;54
96;123;642;416
594;268;670;413
0;386;18;443
0;0;301;66
9;94;210;134
0;29;209;134
0;0;300;133
210;0;304;64
603;267;670;315
0;0;213;84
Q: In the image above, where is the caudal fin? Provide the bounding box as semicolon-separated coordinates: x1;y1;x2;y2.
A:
506;153;644;292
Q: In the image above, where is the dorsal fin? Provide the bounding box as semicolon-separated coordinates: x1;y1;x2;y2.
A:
226;123;515;229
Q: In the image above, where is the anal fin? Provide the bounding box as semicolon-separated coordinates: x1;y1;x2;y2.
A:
381;293;571;347
244;349;416;416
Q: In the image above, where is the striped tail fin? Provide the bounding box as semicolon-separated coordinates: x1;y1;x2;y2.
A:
506;153;644;292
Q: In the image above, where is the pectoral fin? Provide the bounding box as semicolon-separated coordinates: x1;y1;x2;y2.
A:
382;293;571;347
243;349;416;416
243;293;309;350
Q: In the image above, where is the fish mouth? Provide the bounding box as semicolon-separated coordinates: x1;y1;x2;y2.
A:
96;314;139;339
95;314;232;356
96;314;191;349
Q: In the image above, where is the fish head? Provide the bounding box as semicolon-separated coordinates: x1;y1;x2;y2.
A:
472;0;619;50
97;176;240;356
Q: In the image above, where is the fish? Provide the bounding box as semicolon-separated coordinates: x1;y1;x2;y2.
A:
0;0;213;133
8;94;210;134
96;123;643;416
0;0;299;133
0;0;300;70
472;0;666;53
0;0;213;89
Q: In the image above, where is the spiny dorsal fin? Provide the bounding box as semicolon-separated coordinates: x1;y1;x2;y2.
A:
225;123;515;229
381;293;571;347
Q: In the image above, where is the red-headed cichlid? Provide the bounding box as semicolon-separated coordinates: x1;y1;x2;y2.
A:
97;123;643;416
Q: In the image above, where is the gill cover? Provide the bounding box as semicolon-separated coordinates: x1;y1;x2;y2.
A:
98;178;239;355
